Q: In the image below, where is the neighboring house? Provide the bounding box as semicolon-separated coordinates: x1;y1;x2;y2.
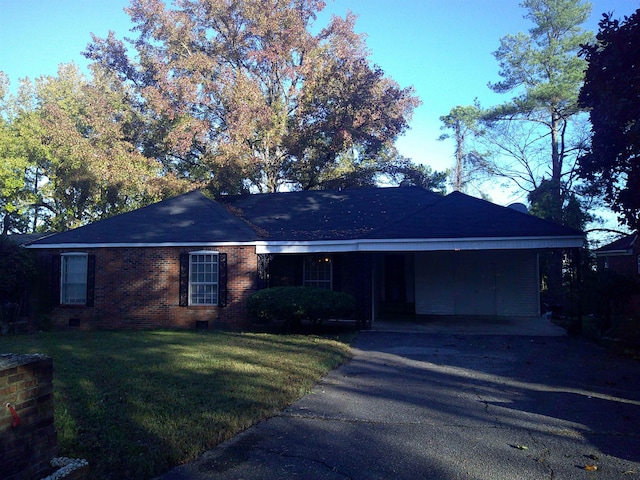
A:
594;233;639;277
24;186;585;330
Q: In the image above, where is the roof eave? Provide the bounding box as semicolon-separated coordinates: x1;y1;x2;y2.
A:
256;235;586;254
26;235;585;253
594;249;633;257
25;241;258;249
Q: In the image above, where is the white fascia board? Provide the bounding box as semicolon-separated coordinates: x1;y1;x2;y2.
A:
593;249;633;257
27;236;585;252
255;236;585;254
255;240;359;254
25;241;258;249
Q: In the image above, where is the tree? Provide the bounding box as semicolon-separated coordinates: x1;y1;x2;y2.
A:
480;0;594;225
465;0;595;307
3;64;190;232
528;179;589;231
578;9;640;230
0;119;30;234
41;65;190;230
84;0;420;194
439;102;486;193
0;73;37;234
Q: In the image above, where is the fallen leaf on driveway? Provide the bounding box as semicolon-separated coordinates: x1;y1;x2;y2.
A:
584;464;598;471
511;444;528;450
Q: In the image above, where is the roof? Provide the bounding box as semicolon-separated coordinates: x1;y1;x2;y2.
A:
3;233;51;245
367;191;583;239
221;187;443;241
595;233;637;256
27;190;258;247
26;186;585;252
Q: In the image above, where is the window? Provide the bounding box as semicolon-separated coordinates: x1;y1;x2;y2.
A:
303;255;332;289
189;251;219;305
61;253;88;305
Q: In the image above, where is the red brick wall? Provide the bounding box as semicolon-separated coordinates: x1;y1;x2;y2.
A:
598;240;640;279
603;253;639;278
38;246;258;330
0;354;56;480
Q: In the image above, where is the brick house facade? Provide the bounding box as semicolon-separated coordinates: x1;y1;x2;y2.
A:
36;246;258;330
595;233;639;278
26;187;585;331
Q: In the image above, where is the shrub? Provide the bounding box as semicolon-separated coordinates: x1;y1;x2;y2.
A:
247;286;355;327
581;268;640;337
0;236;35;324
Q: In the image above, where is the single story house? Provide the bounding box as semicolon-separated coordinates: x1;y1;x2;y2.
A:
594;233;639;277
25;186;585;330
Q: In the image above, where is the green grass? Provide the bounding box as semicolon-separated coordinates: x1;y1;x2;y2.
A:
1;329;356;479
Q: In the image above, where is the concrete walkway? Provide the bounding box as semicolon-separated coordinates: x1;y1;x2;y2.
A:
156;323;640;480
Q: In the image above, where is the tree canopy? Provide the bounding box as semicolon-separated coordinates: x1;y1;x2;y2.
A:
0;64;188;232
578;9;640;230
84;0;422;194
472;0;594;225
439;102;486;194
0;1;441;233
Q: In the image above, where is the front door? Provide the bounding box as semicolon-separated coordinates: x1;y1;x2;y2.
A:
381;254;414;316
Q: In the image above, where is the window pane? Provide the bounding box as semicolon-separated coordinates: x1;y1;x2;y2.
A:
61;255;88;304
189;252;219;305
303;256;332;289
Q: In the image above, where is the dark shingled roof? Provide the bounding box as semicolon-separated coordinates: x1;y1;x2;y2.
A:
366;191;584;239
221;187;443;241
27;186;584;247
27;190;258;246
595;233;637;253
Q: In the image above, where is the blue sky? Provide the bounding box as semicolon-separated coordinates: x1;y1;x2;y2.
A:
1;0;637;205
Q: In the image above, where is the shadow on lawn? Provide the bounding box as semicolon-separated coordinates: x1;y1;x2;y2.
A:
4;329;353;480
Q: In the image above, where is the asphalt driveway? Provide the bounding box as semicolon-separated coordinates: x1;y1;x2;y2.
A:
157;325;640;480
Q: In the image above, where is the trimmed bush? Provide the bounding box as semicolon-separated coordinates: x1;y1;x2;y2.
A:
247;286;355;327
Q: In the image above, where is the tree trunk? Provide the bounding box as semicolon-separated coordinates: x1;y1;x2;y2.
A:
548;112;565;305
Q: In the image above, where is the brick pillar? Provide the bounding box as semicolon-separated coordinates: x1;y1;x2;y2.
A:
0;354;56;480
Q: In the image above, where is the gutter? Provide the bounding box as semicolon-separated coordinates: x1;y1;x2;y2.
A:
593;249;633;257
256;235;586;253
24;235;585;253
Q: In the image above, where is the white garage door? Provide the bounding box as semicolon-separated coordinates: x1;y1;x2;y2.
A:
415;250;540;317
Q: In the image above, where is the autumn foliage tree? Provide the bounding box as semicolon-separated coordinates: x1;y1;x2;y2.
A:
84;0;421;194
0;64;188;232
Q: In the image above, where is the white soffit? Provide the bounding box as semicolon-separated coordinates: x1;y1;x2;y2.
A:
255;236;585;254
26;236;585;252
593;249;633;257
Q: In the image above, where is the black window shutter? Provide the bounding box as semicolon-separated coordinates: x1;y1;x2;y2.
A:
50;254;61;306
86;255;96;307
179;252;189;307
218;253;227;307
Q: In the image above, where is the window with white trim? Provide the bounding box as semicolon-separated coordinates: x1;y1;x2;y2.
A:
189;251;219;305
61;253;88;305
303;255;332;289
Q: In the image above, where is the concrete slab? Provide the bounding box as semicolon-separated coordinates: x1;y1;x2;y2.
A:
371;315;567;336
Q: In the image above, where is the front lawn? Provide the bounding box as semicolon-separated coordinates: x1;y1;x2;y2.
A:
1;329;355;479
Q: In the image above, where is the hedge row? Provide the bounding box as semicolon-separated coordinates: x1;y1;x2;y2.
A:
247;286;355;327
